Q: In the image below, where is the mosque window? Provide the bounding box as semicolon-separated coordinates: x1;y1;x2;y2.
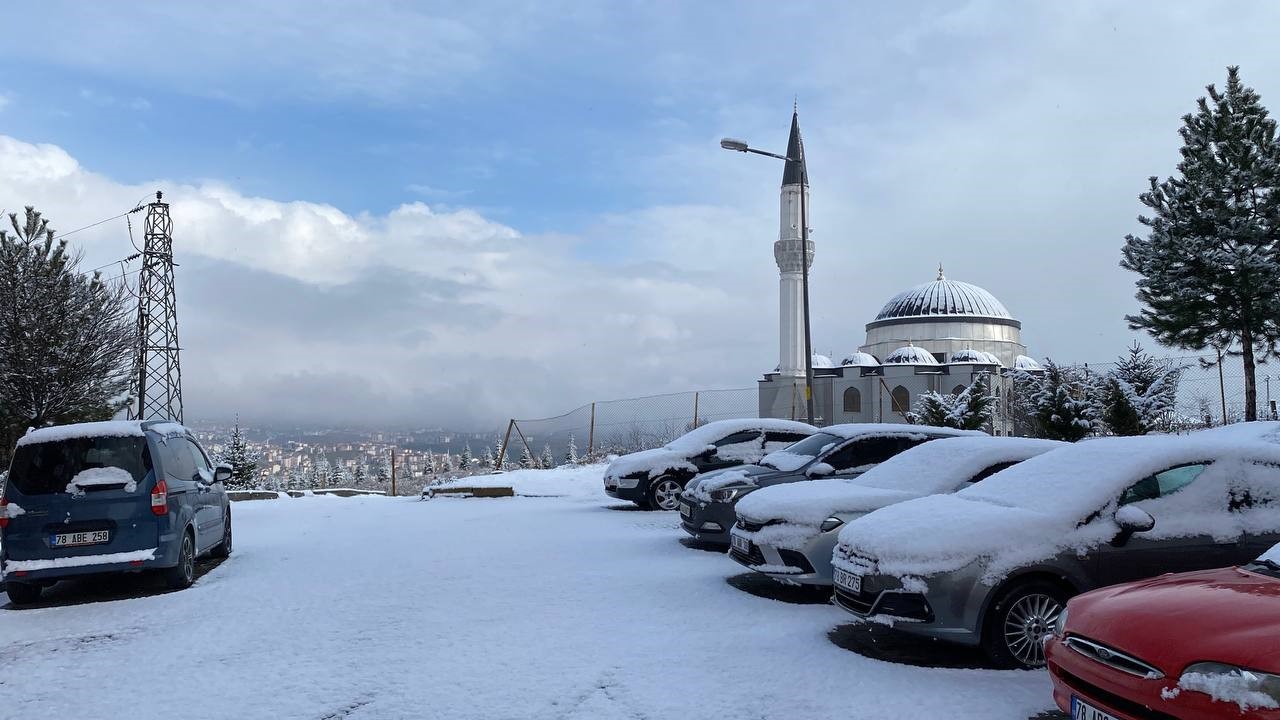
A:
890;385;910;414
952;384;967;396
843;387;861;413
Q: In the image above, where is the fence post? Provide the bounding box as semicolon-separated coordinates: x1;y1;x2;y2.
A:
1217;348;1228;424
587;402;596;455
498;419;515;470
692;392;700;428
390;448;397;496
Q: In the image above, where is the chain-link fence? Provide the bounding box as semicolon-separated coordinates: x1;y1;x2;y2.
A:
1078;352;1280;426
496;387;757;468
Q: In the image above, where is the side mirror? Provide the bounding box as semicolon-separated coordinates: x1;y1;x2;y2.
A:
214;463;233;484
806;462;835;478
1112;506;1154;546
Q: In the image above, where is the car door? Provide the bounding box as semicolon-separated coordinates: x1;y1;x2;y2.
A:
185;437;224;553
762;431;812;457
156;434;203;542
1092;462;1233;586
820;434;923;478
698;430;765;472
1229;461;1280;559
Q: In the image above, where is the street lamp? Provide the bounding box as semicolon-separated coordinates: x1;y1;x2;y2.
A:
720;136;816;425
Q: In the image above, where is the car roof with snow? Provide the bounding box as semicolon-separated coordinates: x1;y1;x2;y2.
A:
835;435;1280;581
736;436;1064;525
15;419;193;448
816;423;986;441
1195;420;1280;445
660;418;817;454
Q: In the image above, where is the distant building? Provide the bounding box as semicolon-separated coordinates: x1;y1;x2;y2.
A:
758;110;1040;432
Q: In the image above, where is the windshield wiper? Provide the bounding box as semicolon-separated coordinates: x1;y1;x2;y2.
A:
1253;558;1280;572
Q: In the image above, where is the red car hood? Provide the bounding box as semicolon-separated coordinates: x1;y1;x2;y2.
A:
1067;566;1280;672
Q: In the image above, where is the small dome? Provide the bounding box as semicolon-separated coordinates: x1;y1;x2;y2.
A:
1014;355;1043;371
812;353;835;369
841;351;880;367
949;348;1003;366
883;345;940;365
873;267;1013;322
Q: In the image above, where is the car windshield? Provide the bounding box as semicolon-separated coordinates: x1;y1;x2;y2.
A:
7;436;151;495
760;433;840;471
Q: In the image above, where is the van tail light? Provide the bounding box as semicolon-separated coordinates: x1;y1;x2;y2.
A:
151;480;168;516
0;495;8;529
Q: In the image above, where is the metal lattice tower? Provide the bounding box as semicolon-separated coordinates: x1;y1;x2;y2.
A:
128;191;183;422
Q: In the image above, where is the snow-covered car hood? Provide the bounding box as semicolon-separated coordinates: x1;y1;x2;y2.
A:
736;480;917;527
833;435;1280;583
685;465;788;502
604;448;697;482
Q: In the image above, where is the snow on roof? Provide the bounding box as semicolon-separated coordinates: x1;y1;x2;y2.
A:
1014;355;1043;371
17;420;147;448
662;418;816;454
841;352;880;367
811;354;835;369
949;348;1002;366
883;345;940;365
1196;421;1280;445
835;435;1280;581
873;275;1013;321
819;423;984;441
737;437;1062;527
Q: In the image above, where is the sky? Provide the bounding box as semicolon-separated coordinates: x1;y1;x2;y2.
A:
1;1;1279;431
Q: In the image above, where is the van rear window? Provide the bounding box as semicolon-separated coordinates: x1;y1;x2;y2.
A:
6;436;151;496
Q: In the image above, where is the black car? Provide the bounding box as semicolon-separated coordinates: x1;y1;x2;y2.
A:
602;419;816;510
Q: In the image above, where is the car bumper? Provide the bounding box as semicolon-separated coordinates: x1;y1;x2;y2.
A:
731;527;836;586
604;482;647;504
2;548;172;583
830;568;982;646
1045;635;1279;720
678;497;735;546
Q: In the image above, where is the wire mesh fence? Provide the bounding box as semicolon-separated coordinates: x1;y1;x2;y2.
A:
1077;352;1280;426
497;387;758;467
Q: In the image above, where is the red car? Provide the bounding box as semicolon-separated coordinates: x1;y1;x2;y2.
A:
1045;546;1280;720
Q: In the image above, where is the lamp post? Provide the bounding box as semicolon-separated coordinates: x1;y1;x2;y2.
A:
720;137;816;425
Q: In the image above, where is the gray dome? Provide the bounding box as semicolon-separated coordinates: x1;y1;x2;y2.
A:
1014;355;1043;371
841;351;880;367
873;271;1012;322
883;345;940;365
949;348;1000;365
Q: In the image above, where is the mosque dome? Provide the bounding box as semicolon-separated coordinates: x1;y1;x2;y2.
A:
949;348;1002;365
870;266;1014;326
883;344;940;366
1014;355;1044;371
841;352;880;367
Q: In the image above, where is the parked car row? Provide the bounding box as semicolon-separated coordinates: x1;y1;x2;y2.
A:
603;420;1280;719
1;420;233;605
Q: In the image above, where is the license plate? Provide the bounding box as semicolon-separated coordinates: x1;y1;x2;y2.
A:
833;567;862;594
1071;696;1119;720
51;530;110;548
679;501;692;518
730;532;752;554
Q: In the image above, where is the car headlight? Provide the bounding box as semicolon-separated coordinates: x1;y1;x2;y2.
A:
1052;606;1068;637
709;487;740;502
819;516;844;532
1179;663;1280;708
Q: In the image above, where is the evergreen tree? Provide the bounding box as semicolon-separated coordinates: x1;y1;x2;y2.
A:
1120;67;1280;421
565;433;579;465
1102;343;1183;435
372;458;390;488
493;436;509;469
0;207;136;465
214;423;259;491
329;461;345;488
906;374;995;431
441;452;454;473
351;462;367;488
310;457;328;489
519;443;537;468
480;446;495;469
459;444;474;471
1032;360;1098;441
539;444;555;469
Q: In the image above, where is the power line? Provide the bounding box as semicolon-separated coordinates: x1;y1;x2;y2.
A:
56;202;147;241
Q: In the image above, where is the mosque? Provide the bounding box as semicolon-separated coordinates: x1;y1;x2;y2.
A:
757;111;1041;431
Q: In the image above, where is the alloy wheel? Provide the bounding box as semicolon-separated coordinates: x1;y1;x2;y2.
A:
652;479;682;511
181;536;194;583
1002;592;1061;667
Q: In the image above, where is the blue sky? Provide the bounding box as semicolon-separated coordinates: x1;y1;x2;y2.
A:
2;1;1280;428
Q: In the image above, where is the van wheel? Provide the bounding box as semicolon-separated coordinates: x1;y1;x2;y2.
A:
210;513;232;559
647;477;684;511
4;580;42;605
981;579;1068;669
163;532;196;590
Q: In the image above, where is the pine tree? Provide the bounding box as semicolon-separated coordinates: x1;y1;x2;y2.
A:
906;374;995;431
480;446;495;469
493;437;509;470
329;461;345;488
1032;360;1098;441
372;458;390;488
441;452;454;473
519;443;536;468
0;207;136;465
565;434;579;465
310;458;327;489
214;423;259;491
459;444;474;471
1102;343;1184;435
1120;67;1280;421
351;463;367;488
539;444;555;469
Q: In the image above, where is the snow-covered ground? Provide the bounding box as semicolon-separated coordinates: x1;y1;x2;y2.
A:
0;464;1054;719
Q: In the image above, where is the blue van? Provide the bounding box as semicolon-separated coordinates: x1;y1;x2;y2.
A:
0;420;232;605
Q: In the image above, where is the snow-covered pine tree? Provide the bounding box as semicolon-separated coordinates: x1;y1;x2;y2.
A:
1120;67;1280;422
519;443;537;468
480;446;495;469
214;423;259;491
906;374;995;431
1101;377;1144;436
565;433;579;465
351;462;367;488
310;458;328;489
539;444;555;469
0;207;135;466
459;444;474;471
1102;343;1184;435
372;459;390;488
1032;360;1099;441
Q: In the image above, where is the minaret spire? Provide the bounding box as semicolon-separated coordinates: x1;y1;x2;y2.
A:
937;262;945;281
774;106;813;383
781;107;807;187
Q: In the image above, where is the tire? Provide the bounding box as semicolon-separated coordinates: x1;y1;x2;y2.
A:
4;580;42;605
210;512;232;559
163;531;196;590
646;476;684;511
981;579;1069;669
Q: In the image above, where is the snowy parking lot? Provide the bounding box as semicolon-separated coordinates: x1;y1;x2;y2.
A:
0;465;1055;719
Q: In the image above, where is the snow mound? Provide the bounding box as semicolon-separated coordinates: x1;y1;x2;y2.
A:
432;463;609;499
18;420;146;448
835;435;1280;582
1177;670;1280;711
1197;421;1280;445
66;466;137;495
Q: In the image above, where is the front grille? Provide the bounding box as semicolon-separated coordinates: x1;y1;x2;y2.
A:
730;543;766;567
1064;636;1164;679
1051;663;1177;720
778;549;815;574
735;517;777;532
833;586;875;615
